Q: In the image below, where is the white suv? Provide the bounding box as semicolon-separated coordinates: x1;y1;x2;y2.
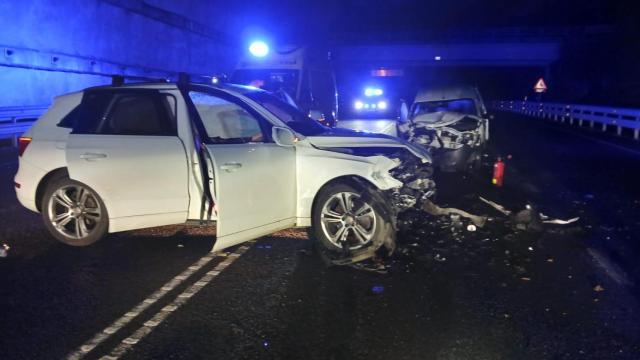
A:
15;82;434;260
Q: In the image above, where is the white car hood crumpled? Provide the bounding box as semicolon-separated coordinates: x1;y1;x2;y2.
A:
305;131;432;163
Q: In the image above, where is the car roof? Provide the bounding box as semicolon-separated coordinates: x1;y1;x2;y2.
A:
414;85;480;103
52;81;266;102
85;82;179;91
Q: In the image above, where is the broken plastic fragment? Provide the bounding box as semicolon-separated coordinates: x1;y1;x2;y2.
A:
593;284;605;292
479;196;511;215
422;199;487;227
0;243;9;258
542;217;580;225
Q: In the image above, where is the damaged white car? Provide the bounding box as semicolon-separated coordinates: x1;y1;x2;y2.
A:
399;85;490;171
15;81;434;263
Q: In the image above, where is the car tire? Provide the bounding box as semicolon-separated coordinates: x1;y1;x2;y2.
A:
309;181;396;261
41;176;108;246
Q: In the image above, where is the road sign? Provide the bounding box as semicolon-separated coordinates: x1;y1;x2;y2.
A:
534;78;548;93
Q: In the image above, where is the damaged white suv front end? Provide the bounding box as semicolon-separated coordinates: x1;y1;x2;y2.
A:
243;88;436;262
292;129;436;263
16;82;434;265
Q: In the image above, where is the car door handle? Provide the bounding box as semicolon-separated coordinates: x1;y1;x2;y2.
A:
220;162;242;172
80;153;107;160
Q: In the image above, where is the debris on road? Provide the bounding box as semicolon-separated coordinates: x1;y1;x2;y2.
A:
479;196;511;215
434;254;446;262
479;197;580;230
0;243;9;258
593;284;605;292
349;260;388;274
541;216;580;225
422;199;487;227
467;224;477;232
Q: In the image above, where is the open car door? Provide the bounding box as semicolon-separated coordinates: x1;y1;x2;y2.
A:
187;89;296;252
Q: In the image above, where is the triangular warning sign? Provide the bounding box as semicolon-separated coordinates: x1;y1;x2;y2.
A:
534;78;548;93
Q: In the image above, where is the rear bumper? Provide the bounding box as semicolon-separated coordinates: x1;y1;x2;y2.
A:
14;159;45;213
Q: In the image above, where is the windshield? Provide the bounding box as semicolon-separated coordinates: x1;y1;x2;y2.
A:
230;69;300;98
412;99;477;117
245;91;328;136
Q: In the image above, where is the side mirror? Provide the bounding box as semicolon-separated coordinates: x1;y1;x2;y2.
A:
308;109;324;122
272;126;296;147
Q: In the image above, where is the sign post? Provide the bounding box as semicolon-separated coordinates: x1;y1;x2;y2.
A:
533;78;548;102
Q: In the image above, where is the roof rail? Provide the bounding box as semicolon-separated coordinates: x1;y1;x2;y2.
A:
110;74;169;86
111;75;125;86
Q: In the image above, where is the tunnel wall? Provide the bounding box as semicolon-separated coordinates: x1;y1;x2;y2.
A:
0;0;240;107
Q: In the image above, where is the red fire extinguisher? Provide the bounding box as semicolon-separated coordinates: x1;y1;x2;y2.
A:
492;157;505;187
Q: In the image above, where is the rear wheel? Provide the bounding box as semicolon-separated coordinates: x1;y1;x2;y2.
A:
310;182;395;261
41;176;108;246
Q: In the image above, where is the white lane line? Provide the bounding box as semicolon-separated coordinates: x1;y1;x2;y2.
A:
66;250;221;360
587;248;633;286
100;244;252;359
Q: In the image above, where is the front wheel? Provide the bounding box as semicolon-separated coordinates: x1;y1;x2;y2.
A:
41;177;108;246
310;182;395;261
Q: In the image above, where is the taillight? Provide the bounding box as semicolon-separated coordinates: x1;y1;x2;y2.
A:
18;137;31;157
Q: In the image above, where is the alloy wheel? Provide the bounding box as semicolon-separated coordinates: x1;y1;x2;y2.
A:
320;191;377;250
47;184;103;240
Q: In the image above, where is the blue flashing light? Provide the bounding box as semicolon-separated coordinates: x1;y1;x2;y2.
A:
364;87;383;97
354;100;364;110
249;41;269;57
377;101;387;110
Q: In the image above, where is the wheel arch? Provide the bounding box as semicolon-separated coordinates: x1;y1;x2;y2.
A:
310;175;394;225
35;167;69;212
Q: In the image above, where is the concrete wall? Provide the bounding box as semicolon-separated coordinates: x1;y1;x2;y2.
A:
0;0;240;107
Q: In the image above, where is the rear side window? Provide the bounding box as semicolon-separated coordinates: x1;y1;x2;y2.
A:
71;91;176;136
62;92;112;131
100;95;175;136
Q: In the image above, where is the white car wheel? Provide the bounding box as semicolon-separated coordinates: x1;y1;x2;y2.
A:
42;177;108;246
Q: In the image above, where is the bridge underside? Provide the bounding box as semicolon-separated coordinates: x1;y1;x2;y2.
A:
334;42;560;67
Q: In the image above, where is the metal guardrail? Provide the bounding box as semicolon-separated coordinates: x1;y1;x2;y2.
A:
0;106;47;146
494;100;640;140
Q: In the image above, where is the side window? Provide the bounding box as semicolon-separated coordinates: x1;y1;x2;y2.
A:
67;92;112;133
99;94;175;136
189;92;265;144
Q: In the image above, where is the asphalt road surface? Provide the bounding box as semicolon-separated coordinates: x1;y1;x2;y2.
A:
1;113;639;359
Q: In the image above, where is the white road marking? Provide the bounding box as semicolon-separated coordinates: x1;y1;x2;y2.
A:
587;248;633;286
65;247;243;360
100;245;251;359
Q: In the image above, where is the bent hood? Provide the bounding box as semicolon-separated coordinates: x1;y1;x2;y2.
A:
305;128;432;163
